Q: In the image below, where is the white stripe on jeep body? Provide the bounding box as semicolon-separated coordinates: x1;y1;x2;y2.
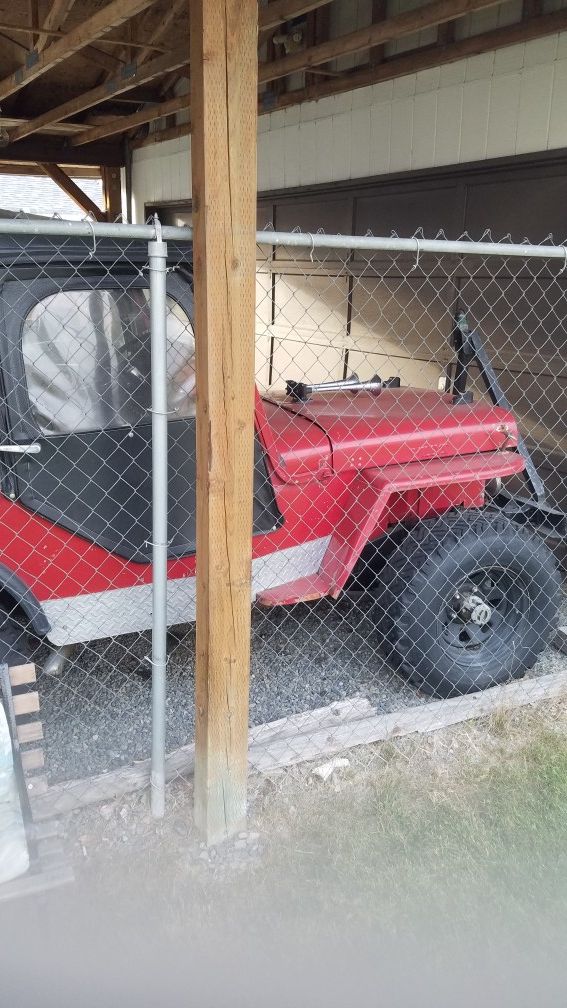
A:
42;537;332;645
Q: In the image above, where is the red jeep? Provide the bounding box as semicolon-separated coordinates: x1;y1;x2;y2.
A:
0;236;561;697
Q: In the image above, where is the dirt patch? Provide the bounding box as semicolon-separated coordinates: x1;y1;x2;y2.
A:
3;698;567;1008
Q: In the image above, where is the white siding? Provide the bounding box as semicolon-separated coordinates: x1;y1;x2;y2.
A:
132;30;567;219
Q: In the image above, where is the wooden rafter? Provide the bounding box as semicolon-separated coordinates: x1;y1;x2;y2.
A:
28;0;39;49
0;20;168;51
1;116;85;135
130;5;567;150
5;136;122;165
37;162;105;220
37;0;76;52
0;0;156;102
71;95;188;145
8;47;188;144
370;0;387;66
258;0;504;83
0;161;100;177
271;6;567;107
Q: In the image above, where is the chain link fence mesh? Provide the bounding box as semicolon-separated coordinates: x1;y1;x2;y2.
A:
0;220;565;826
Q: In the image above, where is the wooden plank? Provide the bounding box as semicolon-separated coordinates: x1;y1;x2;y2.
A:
250;669;567;772
31;699;373;817
71;95;188;147
259;0;509;83
0;863;73;904
12;691;39;718
16;721;43;745
30;664;567;819
32;819;61;841
38;163;105;220
190;0;258;844
0;0;156;102
27;775;48;797
9;664;36;687
21;748;45;773
8;46;188;144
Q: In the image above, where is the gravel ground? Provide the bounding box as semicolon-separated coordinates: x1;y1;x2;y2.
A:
35;592;567;784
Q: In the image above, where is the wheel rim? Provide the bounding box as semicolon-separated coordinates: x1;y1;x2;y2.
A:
439;566;529;667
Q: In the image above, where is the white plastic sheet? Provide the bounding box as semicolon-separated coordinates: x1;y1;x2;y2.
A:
0;701;29;885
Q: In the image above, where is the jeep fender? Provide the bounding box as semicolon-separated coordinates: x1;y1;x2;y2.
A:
0;565;50;636
256;450;525;607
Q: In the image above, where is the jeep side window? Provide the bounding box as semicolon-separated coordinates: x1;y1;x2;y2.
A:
21;289;195;436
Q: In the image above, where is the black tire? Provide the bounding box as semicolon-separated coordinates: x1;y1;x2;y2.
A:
378;510;562;698
0;606;31;668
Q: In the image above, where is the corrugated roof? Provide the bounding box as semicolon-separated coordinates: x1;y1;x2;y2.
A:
0;174;104;220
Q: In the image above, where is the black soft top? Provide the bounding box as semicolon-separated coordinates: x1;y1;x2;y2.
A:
0;234;193;278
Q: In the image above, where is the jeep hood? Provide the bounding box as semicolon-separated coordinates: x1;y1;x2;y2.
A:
266;388;518;474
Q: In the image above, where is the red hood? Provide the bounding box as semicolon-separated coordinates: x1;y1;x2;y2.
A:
264;388;518;476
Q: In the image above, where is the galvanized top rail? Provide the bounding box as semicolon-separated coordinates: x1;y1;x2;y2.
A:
1;217;566;261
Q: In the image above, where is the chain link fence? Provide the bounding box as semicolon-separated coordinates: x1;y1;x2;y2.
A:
0;218;565;835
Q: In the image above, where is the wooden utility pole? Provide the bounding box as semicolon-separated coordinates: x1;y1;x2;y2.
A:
190;0;258;843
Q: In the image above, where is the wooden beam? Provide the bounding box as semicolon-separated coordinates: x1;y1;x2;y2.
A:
259;0;505;83
0;116;85;135
4;136;123;166
370;0;387;66
0;20;166;49
271;7;567;107
38;162;105;219
70;95;188;146
191;0;258;844
29;0;39;49
130;120;191;148
0;161;100;177
437;19;456;46
37;0;76;53
0;0;156;102
8;47;188;144
101;165;122;220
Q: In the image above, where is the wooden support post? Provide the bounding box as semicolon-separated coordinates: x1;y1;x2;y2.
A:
190;0;258;843
101;166;122;221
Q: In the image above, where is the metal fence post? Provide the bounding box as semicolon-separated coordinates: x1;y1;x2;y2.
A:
148;217;168;819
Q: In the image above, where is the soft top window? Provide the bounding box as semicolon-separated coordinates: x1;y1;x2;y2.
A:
22;288;195;436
